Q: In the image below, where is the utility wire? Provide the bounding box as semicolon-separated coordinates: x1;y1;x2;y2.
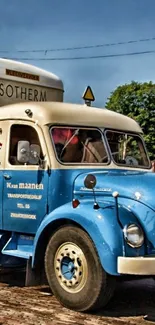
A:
0;37;155;53
3;49;155;61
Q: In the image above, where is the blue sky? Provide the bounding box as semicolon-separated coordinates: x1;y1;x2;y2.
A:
1;0;155;107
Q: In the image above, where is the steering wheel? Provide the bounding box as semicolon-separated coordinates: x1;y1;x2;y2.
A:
125;155;138;166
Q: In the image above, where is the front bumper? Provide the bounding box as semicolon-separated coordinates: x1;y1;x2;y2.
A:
118;256;155;275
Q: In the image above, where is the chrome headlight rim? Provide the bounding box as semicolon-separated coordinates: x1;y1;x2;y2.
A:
123;223;144;248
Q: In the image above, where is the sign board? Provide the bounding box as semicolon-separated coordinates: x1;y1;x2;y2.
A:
82;86;95;106
6;68;40;81
82;86;95;104
0;79;63;107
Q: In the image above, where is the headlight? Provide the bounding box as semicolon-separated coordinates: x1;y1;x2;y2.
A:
123;224;144;248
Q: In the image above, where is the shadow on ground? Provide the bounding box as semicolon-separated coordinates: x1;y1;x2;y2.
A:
0;268;26;287
96;278;155;318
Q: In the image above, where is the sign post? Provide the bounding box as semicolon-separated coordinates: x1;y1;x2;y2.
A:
82;86;95;106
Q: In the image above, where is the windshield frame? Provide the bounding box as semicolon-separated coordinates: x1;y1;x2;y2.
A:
50;125;110;166
104;129;151;169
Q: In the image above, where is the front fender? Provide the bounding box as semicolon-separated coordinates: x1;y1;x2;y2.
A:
33;200;123;275
118;197;155;249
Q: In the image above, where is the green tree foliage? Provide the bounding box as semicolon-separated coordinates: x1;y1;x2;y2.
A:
105;81;155;160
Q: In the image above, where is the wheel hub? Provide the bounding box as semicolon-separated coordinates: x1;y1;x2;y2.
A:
54;242;88;293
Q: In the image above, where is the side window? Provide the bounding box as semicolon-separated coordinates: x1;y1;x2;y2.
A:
51;127;108;164
9;124;42;165
106;130;150;167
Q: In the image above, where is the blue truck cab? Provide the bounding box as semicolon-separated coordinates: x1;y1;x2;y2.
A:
0;99;154;312
0;58;155;312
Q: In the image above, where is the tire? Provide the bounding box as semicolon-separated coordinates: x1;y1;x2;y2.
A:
45;225;115;312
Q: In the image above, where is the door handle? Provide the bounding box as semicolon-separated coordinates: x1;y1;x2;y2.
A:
3;174;12;180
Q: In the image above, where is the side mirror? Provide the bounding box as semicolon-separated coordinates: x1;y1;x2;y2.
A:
17;141;30;164
29;144;40;165
84;174;97;189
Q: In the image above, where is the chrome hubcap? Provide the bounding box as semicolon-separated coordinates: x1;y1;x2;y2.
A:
54;242;88;293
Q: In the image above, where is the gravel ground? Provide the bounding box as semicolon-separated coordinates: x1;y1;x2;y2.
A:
0;271;154;324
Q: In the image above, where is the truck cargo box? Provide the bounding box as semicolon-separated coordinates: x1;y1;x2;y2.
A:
0;58;64;106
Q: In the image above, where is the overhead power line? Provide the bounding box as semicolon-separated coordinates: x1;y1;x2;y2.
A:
0;37;155;53
3;49;155;61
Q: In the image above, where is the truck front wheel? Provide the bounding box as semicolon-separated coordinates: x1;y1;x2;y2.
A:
45;225;115;312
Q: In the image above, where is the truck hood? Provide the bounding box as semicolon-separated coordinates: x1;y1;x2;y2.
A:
74;170;155;211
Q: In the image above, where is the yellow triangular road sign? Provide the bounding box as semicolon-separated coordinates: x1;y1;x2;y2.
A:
82;86;95;101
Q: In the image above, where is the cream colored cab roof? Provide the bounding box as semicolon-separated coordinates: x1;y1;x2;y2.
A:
0;101;142;133
0;58;63;90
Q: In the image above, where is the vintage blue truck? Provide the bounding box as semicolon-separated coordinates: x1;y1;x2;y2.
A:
0;59;154;312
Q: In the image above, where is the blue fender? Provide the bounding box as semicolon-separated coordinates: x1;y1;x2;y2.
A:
32;200;124;275
118;197;155;249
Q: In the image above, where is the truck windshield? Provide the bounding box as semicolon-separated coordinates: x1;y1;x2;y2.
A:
51;127;109;164
106;130;150;168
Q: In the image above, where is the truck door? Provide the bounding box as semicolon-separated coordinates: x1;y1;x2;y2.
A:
3;122;49;234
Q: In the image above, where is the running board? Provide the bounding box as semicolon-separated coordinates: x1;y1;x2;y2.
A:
2;233;34;259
